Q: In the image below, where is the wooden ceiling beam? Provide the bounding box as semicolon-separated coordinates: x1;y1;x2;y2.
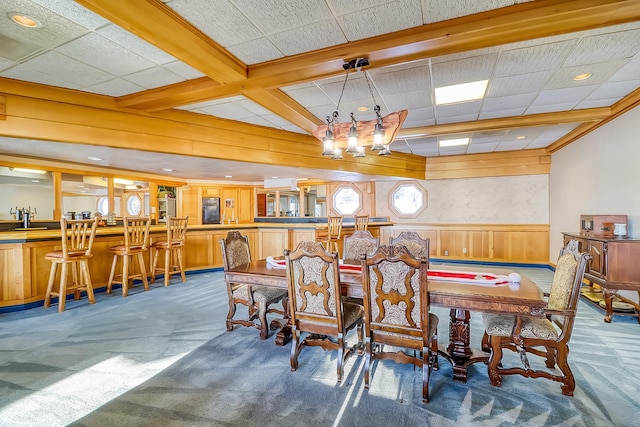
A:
116;0;640;111
398;108;611;139
241;89;323;133
75;0;246;84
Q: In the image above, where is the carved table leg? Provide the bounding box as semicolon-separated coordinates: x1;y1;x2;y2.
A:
438;308;489;383
603;288;617;323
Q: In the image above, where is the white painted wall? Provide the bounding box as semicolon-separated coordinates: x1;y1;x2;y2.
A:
1;185;54;220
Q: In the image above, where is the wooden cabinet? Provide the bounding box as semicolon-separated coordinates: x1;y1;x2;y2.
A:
563;233;640;323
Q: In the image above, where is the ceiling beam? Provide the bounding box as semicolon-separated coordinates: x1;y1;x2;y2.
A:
75;0;247;84
241;88;323;133
397;108;612;139
116;0;640;111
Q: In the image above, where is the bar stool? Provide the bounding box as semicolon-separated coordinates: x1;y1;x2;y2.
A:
107;216;151;297
151;216;189;287
44;218;98;312
318;215;343;256
354;214;369;231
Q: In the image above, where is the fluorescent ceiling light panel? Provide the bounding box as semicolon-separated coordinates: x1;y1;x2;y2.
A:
439;138;469;147
114;178;134;185
435;80;488;105
14;168;46;174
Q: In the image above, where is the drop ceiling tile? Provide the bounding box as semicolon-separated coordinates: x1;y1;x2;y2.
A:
31;0;109;30
545;61;629;90
531;86;597;107
576;97;623;109
610;56;640;82
435;100;482;118
466;142;498;153
226;38;283;65
326;0;392;15
384;90;431;111
488;71;553;98
233;0;333;35
525;138;555;149
482;92;538;113
0;57;13;72
163;61;206;80
305;104;341;122
0;32;44;62
166;0;263;46
585;80;640;102
479;108;528;120
564;29;640;67
495;140;529;151
338;0;422;41
237;99;274;116
420;0;531;24
431;53;498;87
494;40;577;77
1;64;79;90
237;115;276;128
436;113;479;124
269;19;347;56
262;113;297;128
123;66;185;89
525;103;579;115
402;116;436;128
85;78;145;97
97;25;177;65
24;50;114;87
282;84;333;108
438;145;468;155
281;125;306;134
56;32;156;76
372;66;431;95
198;102;255;120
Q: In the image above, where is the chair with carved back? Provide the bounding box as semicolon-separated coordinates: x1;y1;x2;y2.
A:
481;239;591;396
318;215;343;256
220;231;287;339
44;218;98;312
390;231;430;266
354;215;369;231
284;241;364;383
106;216;151;297
360;244;439;403
150;216;189;287
342;230;379;265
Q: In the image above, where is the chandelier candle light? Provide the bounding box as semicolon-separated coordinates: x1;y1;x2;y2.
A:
313;58;407;159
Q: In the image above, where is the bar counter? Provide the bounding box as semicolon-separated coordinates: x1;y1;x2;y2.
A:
0;221;391;311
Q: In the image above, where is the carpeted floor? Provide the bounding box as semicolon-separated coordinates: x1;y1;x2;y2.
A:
1;266;638;426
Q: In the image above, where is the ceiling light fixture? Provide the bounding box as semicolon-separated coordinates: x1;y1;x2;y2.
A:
313;58;407;159
439;138;470;147
162;168;174;172
8;12;41;28
12;167;46;174
88;156;103;161
114;178;134;185
435;80;488;105
573;73;591;81
516;135;526;140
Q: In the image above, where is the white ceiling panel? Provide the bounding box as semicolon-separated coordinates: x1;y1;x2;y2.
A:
531;86;598;107
122;67;185;90
383;90;431;111
96;25;177;65
420;0;532;24
545;61;630;90
22;50;114;87
494;40;578;77
431;53;498;87
337;0;423;41
226;38;283;65
234;0;333;34
163;61;206;80
85;78;145;97
482;93;538;113
1;64;80;90
435;101;482;118
488;71;553;98
564;29;640;67
31;0;109;30
269;20;347;56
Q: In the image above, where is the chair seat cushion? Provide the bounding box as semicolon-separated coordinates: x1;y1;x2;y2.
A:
372;312;439;341
343;302;364;329
152;241;183;249
45;250;88;259
482;313;559;340
232;284;286;304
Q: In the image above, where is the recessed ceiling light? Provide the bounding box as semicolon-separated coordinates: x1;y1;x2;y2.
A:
8;12;41;28
114;178;134;185
271;176;279;179
78;185;85;188
516;136;526;140
13;167;46;174
31;179;40;183
573;73;591;81
88;156;103;161
439;138;470;147
357;106;370;112
224;175;233;178
435;80;488;105
162;168;174;172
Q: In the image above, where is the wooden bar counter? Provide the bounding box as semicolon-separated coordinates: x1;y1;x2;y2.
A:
0;221;391;311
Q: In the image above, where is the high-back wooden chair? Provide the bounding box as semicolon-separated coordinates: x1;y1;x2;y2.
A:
361;244;439;403
318;215;343;256
107;216;151;297
284;241;364;383
354;215;369;231
390;231;430;265
482;239;591;396
342;230;379;265
151;216;189;287
44;218;98;312
220;231;287;339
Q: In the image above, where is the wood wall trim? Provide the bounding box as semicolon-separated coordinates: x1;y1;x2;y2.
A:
425;149;550;180
0;95;5;120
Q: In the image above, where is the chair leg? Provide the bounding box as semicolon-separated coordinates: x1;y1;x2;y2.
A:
121;255;129;297
431;336;439;370
422;346;431;403
364;337;372;389
226;300;237;332
556;343;575;396
290;329;301;372
177;247;186;282
150;247;158;284
107;255;118;295
138;253;150;291
336;332;345;383
487;335;503;387
81;260;96;305
71;262;81;300
164;248;171;287
58;262;68;312
44;262;57;309
258;301;269;340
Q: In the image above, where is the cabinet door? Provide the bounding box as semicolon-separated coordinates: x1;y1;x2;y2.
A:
588;240;607;279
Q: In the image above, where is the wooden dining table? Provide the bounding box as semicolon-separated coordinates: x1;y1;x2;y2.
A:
224;260;546;382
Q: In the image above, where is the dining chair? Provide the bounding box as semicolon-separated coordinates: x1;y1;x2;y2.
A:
220;231;287;339
481;239;591;396
342;230;379;265
44;218;98;312
318;215;343;256
106;216;151;297
390;231;430;265
354;215;369;231
361;244;439;403
284;241;364;383
150;216;189;287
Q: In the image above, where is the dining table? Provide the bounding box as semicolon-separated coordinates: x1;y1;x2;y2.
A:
224;260;547;382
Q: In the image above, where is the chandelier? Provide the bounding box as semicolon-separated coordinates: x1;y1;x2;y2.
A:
312;58;407;159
